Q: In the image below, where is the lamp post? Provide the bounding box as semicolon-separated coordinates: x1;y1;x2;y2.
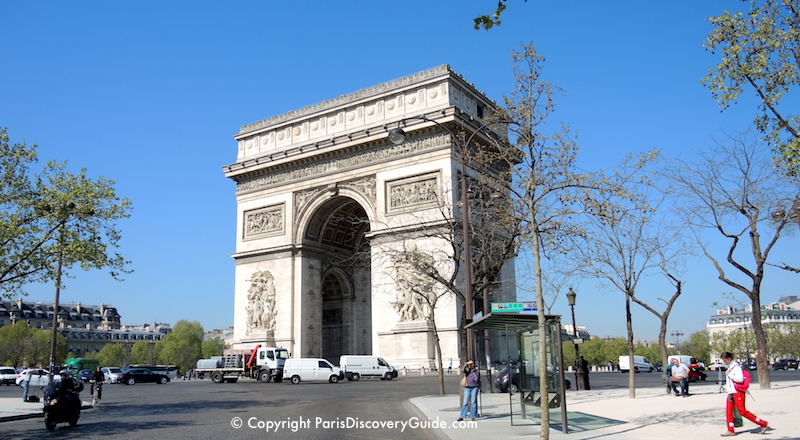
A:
566;287;586;391
387;114;497;363
671;330;684;348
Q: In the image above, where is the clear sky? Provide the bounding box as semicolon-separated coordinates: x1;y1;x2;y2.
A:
2;1;797;342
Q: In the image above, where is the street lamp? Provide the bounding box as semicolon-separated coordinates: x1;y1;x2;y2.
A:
566;287;586;391
387;113;497;363
671;330;684;348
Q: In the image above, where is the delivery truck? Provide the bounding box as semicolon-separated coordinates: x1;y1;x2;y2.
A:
195;344;288;383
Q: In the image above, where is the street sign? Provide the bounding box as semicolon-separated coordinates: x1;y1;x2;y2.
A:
491;302;537;313
573;338;584;344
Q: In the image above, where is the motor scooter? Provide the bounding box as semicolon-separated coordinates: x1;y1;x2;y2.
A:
43;375;83;430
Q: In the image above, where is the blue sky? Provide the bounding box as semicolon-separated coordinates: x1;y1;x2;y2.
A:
2;1;796;341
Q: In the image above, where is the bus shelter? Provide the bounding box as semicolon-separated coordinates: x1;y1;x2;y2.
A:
467;312;568;432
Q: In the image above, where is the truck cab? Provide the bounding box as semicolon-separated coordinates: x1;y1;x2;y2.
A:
254;346;289;380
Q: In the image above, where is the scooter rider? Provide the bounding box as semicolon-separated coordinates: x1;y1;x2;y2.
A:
45;370;83;407
43;369;83;430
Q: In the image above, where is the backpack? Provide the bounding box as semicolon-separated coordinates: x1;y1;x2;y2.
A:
733;367;750;393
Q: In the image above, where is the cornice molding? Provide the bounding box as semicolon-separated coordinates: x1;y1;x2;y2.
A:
237;65;494;136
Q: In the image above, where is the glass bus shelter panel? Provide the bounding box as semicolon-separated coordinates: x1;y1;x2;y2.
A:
509;318;564;425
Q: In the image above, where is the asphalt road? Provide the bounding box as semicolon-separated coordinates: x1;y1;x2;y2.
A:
0;374;454;440
1;369;797;440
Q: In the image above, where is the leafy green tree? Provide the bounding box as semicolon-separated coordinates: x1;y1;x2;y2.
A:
768;323;800;358
97;343;126;367
0;321;34;367
703;0;800;176
129;341;157;365
682;331;711;364
201;338;227;359
29;330;55;367
0;127;133;298
158;320;203;375
711;329;758;362
0;321;64;367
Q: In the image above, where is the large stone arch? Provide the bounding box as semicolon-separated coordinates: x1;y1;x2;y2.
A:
224;65;517;368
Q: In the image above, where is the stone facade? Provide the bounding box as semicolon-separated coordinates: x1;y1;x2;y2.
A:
223;65;516;368
0;299;170;356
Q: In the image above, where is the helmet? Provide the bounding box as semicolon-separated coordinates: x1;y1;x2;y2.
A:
59;369;70;376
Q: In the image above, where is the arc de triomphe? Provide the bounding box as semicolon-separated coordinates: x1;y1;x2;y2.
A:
222;65;516;368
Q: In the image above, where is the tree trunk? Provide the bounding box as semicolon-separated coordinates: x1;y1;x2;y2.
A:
532;229;550;440
625;294;636;398
430;309;446;396
750;295;771;389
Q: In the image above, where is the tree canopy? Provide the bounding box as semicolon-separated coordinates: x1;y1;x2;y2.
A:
158;320;204;374
0;128;133;298
0;321;66;368
703;0;800;176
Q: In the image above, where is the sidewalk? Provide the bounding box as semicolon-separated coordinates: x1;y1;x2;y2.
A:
409;380;799;439
2;381;797;439
0;398;45;422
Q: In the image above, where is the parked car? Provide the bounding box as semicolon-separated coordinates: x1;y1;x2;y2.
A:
771;359;798;370
495;367;571;394
16;369;59;387
0;366;17;385
77;369;94;382
118;369;170;385
101;367;123;383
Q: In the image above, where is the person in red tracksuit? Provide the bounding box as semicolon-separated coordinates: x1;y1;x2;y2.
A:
720;352;768;437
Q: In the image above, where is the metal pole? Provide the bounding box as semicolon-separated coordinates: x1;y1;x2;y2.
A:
461;155;475;362
49;252;63;378
569;302;585;391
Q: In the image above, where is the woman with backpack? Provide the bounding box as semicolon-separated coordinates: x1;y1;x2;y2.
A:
720;352;769;436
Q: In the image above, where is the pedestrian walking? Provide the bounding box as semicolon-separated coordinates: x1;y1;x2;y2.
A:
720;351;769;436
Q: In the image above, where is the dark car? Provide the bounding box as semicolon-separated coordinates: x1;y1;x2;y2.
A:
495;367;571;394
77;369;94;382
118;369;170;385
771;359;799;370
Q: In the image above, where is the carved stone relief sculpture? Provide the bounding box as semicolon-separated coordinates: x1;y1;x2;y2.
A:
386;172;440;213
392;247;436;322
244;204;284;239
246;270;277;336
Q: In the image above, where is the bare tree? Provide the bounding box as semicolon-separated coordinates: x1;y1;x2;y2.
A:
575;183;689;397
667;130;799;389
371;178;520;396
479;42;658;438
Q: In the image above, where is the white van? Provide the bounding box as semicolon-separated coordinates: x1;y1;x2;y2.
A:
618;355;654;373
339;355;398;381
283;358;344;384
